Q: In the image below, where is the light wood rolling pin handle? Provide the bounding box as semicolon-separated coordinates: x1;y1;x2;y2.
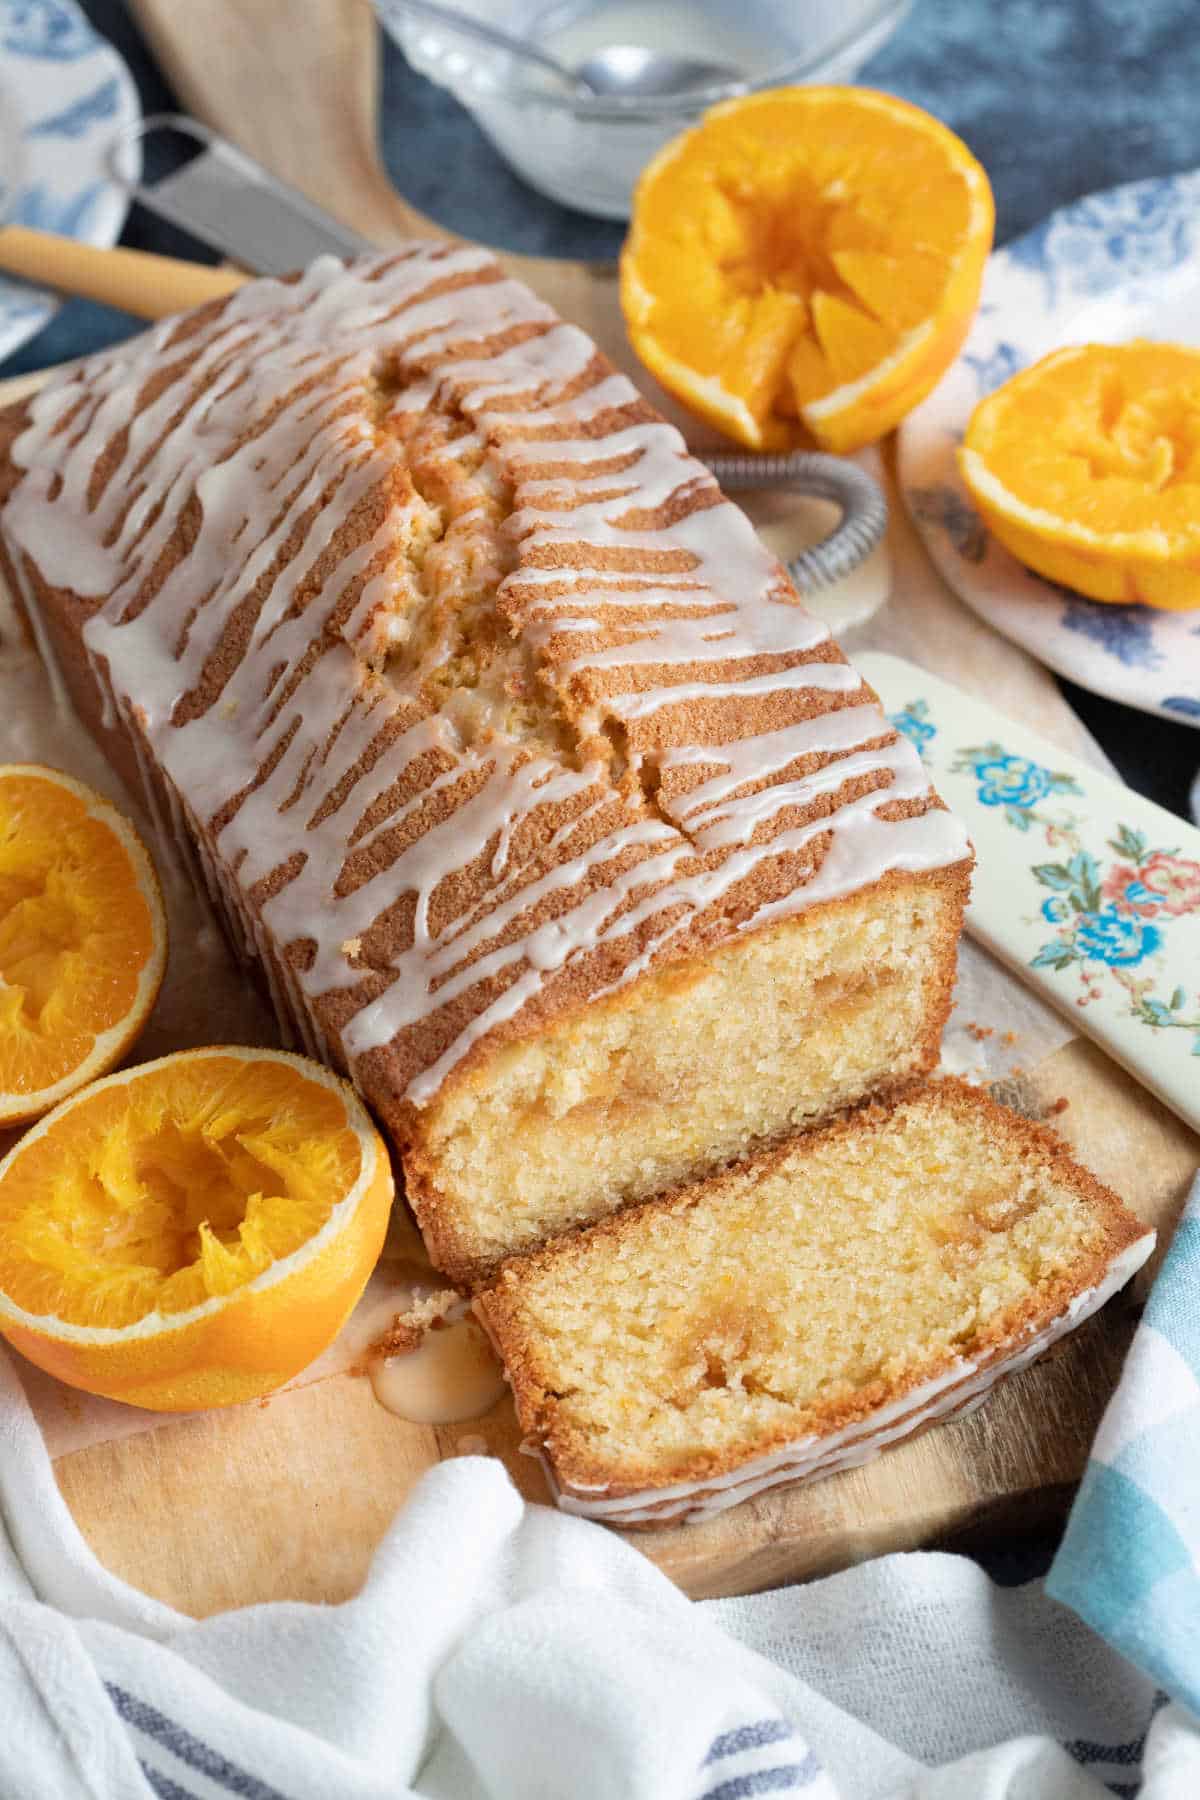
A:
0;228;247;320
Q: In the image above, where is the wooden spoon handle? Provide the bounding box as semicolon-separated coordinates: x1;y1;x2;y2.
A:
0;228;247;320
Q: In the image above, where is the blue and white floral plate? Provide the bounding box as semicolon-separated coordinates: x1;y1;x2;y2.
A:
0;0;140;366
861;652;1200;1134
897;170;1200;731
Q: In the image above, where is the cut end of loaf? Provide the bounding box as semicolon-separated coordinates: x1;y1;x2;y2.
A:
476;1079;1153;1525
406;867;967;1283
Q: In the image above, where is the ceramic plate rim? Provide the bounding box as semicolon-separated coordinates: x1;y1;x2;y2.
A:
897;167;1200;732
0;0;141;367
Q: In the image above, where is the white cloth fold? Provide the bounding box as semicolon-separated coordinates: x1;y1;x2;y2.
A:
1;1340;1198;1800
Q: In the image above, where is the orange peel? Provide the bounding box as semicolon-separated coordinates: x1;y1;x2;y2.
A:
621;85;994;454
960;340;1200;610
0;765;166;1126
0;1046;394;1409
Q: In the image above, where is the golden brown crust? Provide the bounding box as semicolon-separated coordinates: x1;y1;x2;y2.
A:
403;859;970;1287
0;260;968;1092
0;252;971;1280
5;448;970;1164
476;1077;1149;1502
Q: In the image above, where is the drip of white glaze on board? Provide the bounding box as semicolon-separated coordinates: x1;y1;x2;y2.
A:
368;1311;506;1426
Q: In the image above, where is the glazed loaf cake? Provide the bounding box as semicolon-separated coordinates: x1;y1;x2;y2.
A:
0;248;971;1283
477;1080;1154;1526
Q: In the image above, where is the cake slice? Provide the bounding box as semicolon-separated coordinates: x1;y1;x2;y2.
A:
0;247;971;1283
476;1080;1154;1526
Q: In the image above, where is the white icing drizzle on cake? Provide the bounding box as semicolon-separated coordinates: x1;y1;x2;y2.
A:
516;1231;1154;1525
1;248;970;1106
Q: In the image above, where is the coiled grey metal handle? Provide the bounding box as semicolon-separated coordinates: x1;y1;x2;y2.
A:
703;451;888;592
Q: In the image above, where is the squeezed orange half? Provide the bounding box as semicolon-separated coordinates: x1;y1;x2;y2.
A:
0;765;166;1125
621;85;994;454
0;1047;394;1409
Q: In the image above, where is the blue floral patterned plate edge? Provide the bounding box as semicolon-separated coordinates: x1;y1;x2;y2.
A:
896;169;1200;732
0;0;141;367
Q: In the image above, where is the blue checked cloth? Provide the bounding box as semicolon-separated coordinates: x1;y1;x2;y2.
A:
0;1182;1196;1799
1048;1173;1200;1723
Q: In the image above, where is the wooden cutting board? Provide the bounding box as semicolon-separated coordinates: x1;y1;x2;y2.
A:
9;0;1196;1616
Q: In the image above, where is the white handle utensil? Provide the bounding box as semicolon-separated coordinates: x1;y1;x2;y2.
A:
860;652;1200;1134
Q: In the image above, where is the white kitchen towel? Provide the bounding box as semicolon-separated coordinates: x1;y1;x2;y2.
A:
1;1324;1199;1800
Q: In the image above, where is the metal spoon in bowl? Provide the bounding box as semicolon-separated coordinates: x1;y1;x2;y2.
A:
385;0;740;98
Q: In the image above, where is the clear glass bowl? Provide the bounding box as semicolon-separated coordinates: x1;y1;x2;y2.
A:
376;0;912;220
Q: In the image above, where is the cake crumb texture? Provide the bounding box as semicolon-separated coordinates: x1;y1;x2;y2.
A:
477;1079;1151;1517
411;879;961;1280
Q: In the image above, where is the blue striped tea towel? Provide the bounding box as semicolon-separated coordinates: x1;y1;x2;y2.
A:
1049;1172;1200;1718
0;1187;1197;1796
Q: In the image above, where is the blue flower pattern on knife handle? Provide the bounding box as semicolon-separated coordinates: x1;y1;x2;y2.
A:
961;746;1200;1047
889;701;1200;1055
967;747;1080;827
886;698;937;756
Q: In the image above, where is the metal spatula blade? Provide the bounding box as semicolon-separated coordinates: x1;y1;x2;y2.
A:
109;114;373;273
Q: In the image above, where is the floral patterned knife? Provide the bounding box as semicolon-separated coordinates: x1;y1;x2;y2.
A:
858;652;1200;1134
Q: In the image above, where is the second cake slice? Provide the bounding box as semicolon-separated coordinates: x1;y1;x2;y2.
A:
477;1080;1153;1526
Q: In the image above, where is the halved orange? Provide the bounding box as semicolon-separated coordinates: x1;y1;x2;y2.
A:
959;340;1200;609
0;1047;394;1409
621;86;994;454
0;765;166;1126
